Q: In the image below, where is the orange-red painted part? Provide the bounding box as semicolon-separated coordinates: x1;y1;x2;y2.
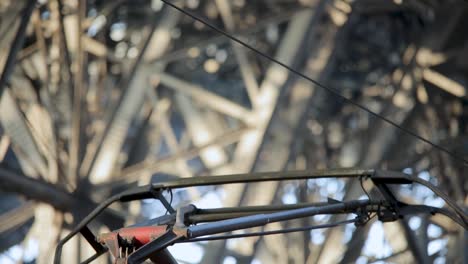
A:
117;226;168;244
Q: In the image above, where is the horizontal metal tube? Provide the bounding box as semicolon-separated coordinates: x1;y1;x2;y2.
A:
196;202;331;214
187;200;370;238
188;202;384;223
152;169;373;189
189;212;266;223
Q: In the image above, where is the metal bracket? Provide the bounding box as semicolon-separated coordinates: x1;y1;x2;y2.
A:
176;204;197;227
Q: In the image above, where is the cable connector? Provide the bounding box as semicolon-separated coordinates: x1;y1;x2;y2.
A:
176;204;197;227
354;207;370;227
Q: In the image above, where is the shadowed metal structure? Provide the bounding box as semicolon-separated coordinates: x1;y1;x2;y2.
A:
0;0;467;263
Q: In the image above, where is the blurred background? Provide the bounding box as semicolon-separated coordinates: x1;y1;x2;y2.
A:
0;0;467;263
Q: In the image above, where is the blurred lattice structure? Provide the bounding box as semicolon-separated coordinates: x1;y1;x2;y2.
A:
0;0;467;263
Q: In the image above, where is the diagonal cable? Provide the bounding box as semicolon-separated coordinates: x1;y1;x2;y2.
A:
159;0;468;166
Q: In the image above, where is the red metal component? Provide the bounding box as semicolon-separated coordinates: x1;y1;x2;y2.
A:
117;226;168;244
97;225;168;263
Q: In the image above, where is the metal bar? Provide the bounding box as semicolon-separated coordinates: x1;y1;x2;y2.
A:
173;93;228;170
158;73;253;122
0;201;35;234
0;0;36;99
401;219;430;263
79;226;106;254
187;200;370;238
188;203;382;223
184;219;357;242
0;89;50;178
196;202;332;214
110;169;371;201
0;167;77;211
0;166;125;236
158;106;194;179
56;0;75;90
0;2;24;45
215;0;260;103
0;135;10;161
158;192;176;214
190;212;307;223
68;0;86;185
152;169;373;189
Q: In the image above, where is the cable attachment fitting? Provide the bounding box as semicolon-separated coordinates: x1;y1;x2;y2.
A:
377;203;400;222
176;204;197;227
354;207;370;227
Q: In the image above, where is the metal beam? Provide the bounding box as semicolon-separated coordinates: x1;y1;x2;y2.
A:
88;8;179;184
158;73;253;122
0;167;123;229
215;0;260;103
0;0;35;99
0;89;49;178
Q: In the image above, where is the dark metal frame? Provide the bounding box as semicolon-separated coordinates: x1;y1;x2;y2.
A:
54;169;467;264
